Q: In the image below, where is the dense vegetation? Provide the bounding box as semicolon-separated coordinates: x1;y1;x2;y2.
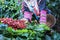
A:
0;0;60;40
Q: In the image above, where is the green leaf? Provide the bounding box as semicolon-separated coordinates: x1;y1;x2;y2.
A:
45;35;52;40
7;27;12;32
22;33;29;37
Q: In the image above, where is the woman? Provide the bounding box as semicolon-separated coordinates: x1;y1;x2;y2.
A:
21;0;56;27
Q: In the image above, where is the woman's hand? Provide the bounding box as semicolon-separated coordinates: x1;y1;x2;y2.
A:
20;18;29;24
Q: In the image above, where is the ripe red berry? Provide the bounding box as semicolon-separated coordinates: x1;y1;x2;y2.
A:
0;18;26;29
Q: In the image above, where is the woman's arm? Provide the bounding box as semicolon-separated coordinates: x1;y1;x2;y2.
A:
22;2;31;13
38;0;47;24
21;2;32;21
38;0;46;10
38;0;51;14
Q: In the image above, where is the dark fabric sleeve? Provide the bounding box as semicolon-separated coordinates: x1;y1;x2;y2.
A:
22;2;31;12
38;0;46;10
38;0;51;14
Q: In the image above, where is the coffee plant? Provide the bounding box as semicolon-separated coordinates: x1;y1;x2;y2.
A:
0;0;60;40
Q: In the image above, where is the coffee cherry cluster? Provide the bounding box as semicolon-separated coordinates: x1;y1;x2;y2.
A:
0;18;26;29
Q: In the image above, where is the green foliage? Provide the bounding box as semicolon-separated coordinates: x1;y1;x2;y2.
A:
0;0;23;19
47;0;60;18
0;22;50;40
0;0;60;40
0;23;7;30
45;31;60;40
